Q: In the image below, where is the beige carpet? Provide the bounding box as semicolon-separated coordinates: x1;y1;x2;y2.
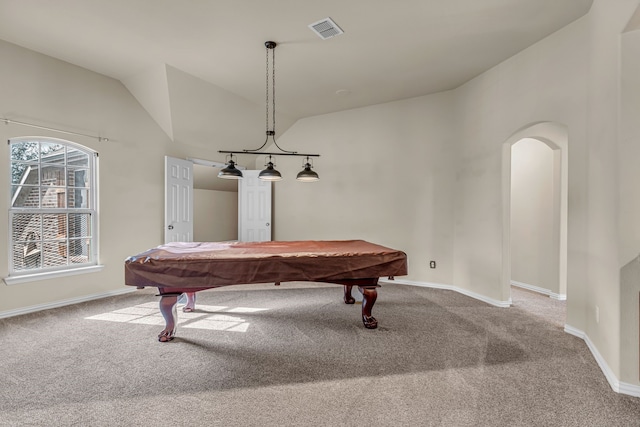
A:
510;285;567;328
0;283;638;426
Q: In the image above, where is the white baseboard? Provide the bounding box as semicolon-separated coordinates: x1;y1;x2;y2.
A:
510;280;567;300
380;278;512;308
563;325;640;398
0;287;137;320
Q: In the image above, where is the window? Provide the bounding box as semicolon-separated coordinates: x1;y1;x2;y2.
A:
8;137;99;281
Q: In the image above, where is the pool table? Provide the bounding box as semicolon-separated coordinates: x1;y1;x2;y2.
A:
124;240;408;342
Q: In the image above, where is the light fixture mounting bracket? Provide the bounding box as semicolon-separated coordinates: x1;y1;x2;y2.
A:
265;41;276;49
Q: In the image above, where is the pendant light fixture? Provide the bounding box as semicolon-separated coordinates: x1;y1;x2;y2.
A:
218;153;243;179
219;41;320;181
258;155;282;181
296;156;319;182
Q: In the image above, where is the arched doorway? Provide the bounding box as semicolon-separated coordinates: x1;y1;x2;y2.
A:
501;122;568;316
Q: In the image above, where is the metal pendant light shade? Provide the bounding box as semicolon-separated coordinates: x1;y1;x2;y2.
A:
259;156;282;181
296;157;319;182
218;156;243;179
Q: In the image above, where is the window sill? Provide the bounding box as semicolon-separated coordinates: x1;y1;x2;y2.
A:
3;265;105;285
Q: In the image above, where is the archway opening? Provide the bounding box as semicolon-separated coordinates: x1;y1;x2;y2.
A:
501;122;568;325
509;138;566;326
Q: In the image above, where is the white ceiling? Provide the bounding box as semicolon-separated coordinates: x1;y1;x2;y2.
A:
0;0;593;120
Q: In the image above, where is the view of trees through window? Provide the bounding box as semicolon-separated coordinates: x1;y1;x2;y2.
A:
9;138;96;274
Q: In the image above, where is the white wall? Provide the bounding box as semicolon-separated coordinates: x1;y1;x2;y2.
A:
272;0;640;388
273;92;456;285
193;189;237;242
619;6;640;386
454;0;640;387
0;39;247;314
581;0;633;381
620;29;640;268
0;39;162;312
452;15;590;308
453;0;640;384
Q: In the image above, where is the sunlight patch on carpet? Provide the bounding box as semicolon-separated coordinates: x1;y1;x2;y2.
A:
84;302;268;332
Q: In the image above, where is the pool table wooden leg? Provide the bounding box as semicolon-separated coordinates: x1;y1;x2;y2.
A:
343;285;356;304
158;294;180;342
358;286;378;329
183;292;196;312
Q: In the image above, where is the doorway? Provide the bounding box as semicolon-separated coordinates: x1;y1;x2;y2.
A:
192;163;238;242
502;123;568;318
510;138;564;298
169;158;272;243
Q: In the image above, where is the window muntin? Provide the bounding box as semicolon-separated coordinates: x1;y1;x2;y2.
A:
9;138;98;276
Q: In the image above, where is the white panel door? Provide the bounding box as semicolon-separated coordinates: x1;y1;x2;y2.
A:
238;170;272;242
165;156;193;243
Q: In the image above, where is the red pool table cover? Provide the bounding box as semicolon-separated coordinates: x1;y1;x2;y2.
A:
124;240;408;289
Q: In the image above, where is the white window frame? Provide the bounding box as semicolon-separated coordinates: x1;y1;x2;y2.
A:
5;137;102;285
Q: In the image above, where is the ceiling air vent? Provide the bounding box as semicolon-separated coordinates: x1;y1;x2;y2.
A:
308;17;344;40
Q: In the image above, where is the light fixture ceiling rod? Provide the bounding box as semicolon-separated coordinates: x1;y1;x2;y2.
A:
226;41;318;158
219;150;319;158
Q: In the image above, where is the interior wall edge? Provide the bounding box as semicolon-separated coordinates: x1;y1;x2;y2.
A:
564;324;640;398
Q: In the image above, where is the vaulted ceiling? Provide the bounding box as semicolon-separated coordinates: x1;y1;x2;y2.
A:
0;0;593;121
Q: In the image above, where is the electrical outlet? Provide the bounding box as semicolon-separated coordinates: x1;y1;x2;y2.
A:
595;305;599;324
430;260;436;269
